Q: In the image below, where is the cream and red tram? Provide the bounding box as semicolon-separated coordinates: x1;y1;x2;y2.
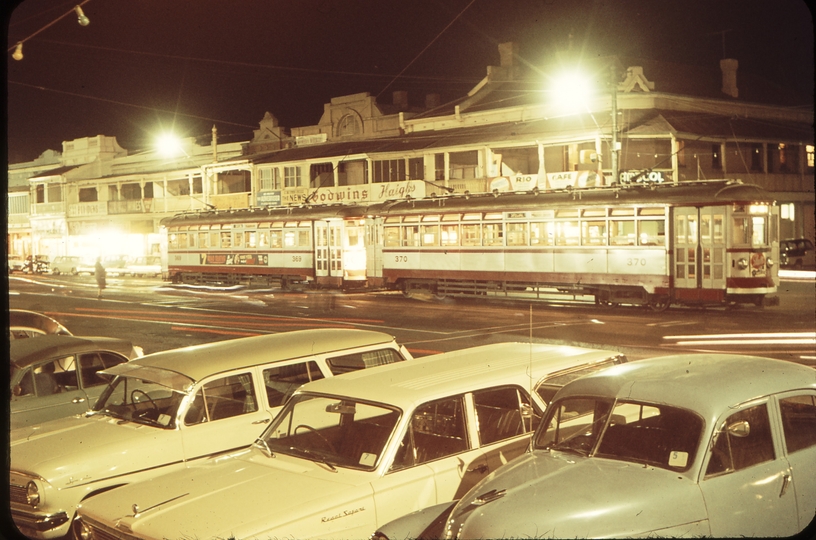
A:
162;180;779;310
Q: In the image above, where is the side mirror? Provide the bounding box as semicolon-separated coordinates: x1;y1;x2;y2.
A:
726;420;750;438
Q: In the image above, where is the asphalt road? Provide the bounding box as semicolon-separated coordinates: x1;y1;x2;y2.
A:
7;272;816;366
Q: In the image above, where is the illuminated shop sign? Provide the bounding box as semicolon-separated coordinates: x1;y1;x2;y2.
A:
619;170;668;184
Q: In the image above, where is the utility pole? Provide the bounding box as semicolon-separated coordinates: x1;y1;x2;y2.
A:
610;63;619;185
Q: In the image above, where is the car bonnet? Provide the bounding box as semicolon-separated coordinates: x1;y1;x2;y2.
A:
78;448;375;539
451;451;708;539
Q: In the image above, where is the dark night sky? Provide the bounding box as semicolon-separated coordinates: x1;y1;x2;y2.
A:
5;0;814;164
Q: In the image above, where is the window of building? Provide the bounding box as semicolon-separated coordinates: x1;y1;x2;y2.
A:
373;159;406;183
167;179;190;196
284;166;302;188
434;153;445;181
449;150;479;180
807;145;815;172
121;183;141;200
143;182;154;199
35;185;45;203
47;184;63;203
79;187;98;202
192;176;203;194
492;146;539;175
260;167;281;190
337;114;361;137
217;171;251;194
407;157;424;180
310;162;334;189
751;144;764;171
337;160;367;186
676;140;686;168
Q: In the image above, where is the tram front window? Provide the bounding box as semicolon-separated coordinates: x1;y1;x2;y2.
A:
751;216;767;246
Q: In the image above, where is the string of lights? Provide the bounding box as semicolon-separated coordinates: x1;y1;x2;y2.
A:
9;0;91;61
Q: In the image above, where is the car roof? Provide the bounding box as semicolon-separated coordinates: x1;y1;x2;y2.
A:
9;309;72;335
10;335;136;368
555;354;816;419
108;329;399;383
297;343;622;409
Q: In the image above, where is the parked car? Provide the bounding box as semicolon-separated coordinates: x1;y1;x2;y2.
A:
9;309;72;339
781;238;816;269
50;255;82;275
7;254;25;273
73;343;626;540
380;354;816;539
10;334;143;429
126;256;161;277
75;259;97;276
102;255;130;276
9;329;412;539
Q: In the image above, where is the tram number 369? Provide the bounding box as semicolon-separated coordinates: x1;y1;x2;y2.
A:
627;258;647;266
292;255;303;262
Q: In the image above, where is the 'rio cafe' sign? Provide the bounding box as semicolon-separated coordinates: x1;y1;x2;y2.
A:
490;171;606;192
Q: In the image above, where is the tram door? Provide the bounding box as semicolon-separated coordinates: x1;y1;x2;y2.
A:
673;206;726;300
314;220;344;282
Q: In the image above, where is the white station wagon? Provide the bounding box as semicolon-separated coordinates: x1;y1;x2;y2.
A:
73;342;626;540
386;354;816;539
9;328;412;539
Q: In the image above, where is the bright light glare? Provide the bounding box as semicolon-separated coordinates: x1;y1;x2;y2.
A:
549;70;594;113
156;133;185;158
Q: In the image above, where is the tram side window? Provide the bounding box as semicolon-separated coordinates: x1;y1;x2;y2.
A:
198;232;209;248
178;233;189;249
610;220;635;245
245;231;256;248
188;232;197;248
483;223;504;246
582;221;607;246
530;222;552;246
402;226;420;247
234;232;244;248
298;229;311;247
639;220;665;246
506;223;528;246
258;231;270;248
384;227;400;247
168;232;178;250
461;223;481;246
555;221;579;246
220;232;232;248
441;224;459;246
421;225;439;246
209;231;220;248
270;230;282;249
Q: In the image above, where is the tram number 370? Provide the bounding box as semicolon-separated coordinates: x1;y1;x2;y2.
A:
627;258;647;266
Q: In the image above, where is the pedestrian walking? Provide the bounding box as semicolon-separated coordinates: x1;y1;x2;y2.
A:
95;258;107;299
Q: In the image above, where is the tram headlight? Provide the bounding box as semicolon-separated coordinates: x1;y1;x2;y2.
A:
26;481;40;506
737;258;749;270
766;257;774;268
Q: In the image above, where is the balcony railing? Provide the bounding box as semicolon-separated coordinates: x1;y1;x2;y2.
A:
68;201;107;217
107;199;146;214
31;202;67;216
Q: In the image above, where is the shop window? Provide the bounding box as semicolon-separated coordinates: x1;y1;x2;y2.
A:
284;166;302;188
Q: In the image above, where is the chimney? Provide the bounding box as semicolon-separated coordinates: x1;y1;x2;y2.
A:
720;58;739;98
392;90;408;110
425;93;441;109
498;42;518;67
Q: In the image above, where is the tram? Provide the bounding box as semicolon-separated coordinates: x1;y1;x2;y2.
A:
162;180;779;310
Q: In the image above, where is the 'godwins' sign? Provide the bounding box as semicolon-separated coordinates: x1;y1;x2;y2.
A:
282;181;426;205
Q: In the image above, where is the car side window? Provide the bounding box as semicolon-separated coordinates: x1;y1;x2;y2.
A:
185;373;258;425
779;394;816;454
390;395;469;471
263;361;325;408
705;403;775;477
78;352;128;389
474;386;539;446
326;348;404;375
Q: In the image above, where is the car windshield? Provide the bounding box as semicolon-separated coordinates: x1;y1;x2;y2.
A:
535;398;703;471
261;393;400;471
92;375;186;429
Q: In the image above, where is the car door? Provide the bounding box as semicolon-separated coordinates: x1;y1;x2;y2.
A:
775;391;816;533
11;356;88;427
373;394;488;526
179;370;275;461
699;400;799;537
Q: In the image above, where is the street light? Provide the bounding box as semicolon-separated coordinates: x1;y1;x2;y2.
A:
156;133;188;158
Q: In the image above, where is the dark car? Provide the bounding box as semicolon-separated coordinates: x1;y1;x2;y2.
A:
780;238;815;269
10;335;143;429
9;309;73;339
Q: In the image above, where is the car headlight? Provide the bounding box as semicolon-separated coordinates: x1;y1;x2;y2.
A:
75;518;95;540
737;258;748;270
766;258;774;268
26;481;40;506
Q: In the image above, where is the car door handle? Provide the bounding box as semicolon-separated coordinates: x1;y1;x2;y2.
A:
252;418;271;425
72;398;86;404
780;474;791;498
467;464;488;474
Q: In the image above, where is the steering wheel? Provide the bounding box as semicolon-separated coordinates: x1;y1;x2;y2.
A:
131;389;158;413
294;424;337;453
